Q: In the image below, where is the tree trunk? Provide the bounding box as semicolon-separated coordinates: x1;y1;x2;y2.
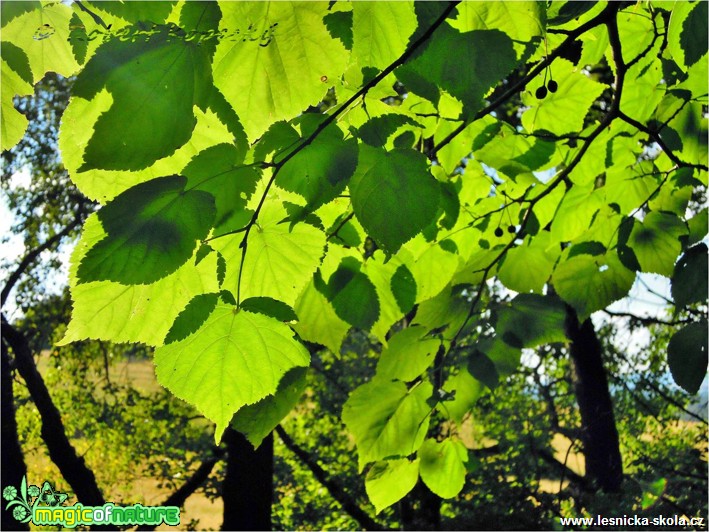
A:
221;428;273;531
1;342;30;531
400;482;441;530
566;308;623;492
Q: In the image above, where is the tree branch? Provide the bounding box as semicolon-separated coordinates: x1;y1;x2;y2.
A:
1;218;80;308
618;110;709;172
275;425;388;531
1;314;106;507
430;2;621;158
603;309;692;327
137;448;224;532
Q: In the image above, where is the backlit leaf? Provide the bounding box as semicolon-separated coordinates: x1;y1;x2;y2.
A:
213;2;348;141
552;253;636;321
230;366;308;448
350;146;440;254
522;59;606;136
628;212;687;277
365;459;419;514
352;2;416;70
77;176;215;284
155;305;310;443
73;30;211;171
418;438;468;499
377;326;440;382
342;378;433;470
60;214;220;346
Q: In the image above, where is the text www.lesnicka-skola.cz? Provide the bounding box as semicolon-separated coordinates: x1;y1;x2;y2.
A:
559;514;705;528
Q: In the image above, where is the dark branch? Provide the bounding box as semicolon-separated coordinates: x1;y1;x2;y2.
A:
430;2;621;158
617;111;709;172
603;309;692;327
137;448;224;532
1;218;80;308
1;315;106;507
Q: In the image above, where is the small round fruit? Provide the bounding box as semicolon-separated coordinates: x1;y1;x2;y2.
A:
547;80;558;93
507;225;516;234
535;86;548;99
494;227;504;237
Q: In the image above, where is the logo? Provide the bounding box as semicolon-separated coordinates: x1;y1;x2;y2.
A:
3;476;180;528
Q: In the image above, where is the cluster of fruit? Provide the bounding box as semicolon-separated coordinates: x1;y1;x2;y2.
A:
535;79;558;99
494;225;517;237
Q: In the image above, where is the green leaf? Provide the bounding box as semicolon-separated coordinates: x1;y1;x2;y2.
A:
552;253;636;321
359;114;423;149
277;121;358;220
73;26;211;171
73;30;211;170
448;2;545;60
672;244;708;308
323;10;353;50
471;337;522;387
474;126;555;179
342;378;433;470
450;1;544;42
547;2;596;26
641;478;667;510
68;13;88;65
1;57;32;151
418;438;468;499
687;208;708;247
323;257;380;330
293;280;350;354
60;92;234;202
352;1;417;70
155;305;310;443
628;212;687;277
350;146;440;254
212;202;326;307
364;251;412;342
1;1;40;28
164;293;220;344
182;144;258;237
522;59;606;136
550;185;604;242
240;297;298;322
497;231;560;294
377;326;440;382
213;2;348;141
391;264;417;313
680;1;708;68
667;322;708;395
61;213;220;346
77;176;216;285
365;459;420;514
1;1;79;82
93;1;177;24
1;42;33;84
442;367;486;424
397;24;517;116
494;294;567;349
405;241;460;303
230;366;308;448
